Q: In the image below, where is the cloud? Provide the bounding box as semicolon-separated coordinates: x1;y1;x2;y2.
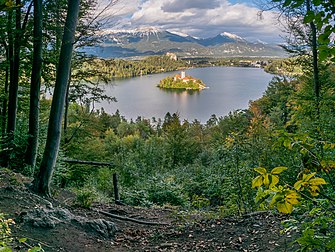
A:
162;0;221;12
98;0;283;43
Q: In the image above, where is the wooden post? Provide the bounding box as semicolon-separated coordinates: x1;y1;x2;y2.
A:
113;173;120;203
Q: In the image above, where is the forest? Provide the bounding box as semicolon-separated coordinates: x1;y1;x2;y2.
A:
0;0;335;251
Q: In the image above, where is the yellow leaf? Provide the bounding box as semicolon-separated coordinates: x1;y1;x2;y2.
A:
309;186;320;196
264;174;270;187
277;201;293;214
294;180;303;191
302;173;316;182
309;178;327;186
252;176;263;188
269;175;279;188
254;167;267;175
271;166;288;175
285;191;300;205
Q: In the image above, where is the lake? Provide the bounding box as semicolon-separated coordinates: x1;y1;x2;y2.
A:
97;67;273;123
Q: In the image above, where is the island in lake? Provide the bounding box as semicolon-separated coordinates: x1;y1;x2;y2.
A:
158;70;207;90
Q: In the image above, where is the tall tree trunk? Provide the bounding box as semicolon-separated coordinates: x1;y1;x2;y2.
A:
63;77;71;144
25;0;43;167
306;0;320;117
33;0;80;196
7;0;21;135
1;10;15;167
1;49;9;138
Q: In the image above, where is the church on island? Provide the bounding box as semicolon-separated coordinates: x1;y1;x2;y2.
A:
173;70;197;83
158;70;207;90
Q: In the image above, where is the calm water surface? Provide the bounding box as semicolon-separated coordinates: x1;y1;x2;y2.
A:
97;67;273;123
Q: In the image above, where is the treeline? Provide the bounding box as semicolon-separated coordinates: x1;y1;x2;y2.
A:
84;56;186;79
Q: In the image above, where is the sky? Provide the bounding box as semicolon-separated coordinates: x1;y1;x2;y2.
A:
97;0;284;43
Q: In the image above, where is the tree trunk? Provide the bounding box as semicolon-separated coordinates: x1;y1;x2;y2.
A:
306;0;320;117
25;0;43;168
7;0;21;135
63;73;71;144
33;0;80;196
1;10;15;167
1;50;9;138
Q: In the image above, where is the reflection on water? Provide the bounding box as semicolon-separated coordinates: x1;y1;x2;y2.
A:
158;88;201;96
97;67;273;123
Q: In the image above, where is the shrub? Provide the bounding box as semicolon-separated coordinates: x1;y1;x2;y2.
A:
75;188;97;208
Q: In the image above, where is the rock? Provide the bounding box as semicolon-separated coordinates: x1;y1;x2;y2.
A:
20;207;73;228
84;219;118;238
20;207;117;238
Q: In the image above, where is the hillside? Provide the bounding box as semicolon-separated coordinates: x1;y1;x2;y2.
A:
84;27;286;58
0;169;296;251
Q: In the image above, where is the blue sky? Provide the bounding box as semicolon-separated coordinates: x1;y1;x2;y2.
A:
99;0;283;43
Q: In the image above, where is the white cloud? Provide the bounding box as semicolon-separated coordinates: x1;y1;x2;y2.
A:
97;0;283;43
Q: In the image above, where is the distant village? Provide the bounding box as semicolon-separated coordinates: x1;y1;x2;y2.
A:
165;52;271;68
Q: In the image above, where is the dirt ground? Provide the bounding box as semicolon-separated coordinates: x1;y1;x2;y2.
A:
0;169;297;251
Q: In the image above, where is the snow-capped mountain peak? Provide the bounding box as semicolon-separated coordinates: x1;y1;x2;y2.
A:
89;27;285;58
220;32;245;41
101;26;162;36
167;30;192;38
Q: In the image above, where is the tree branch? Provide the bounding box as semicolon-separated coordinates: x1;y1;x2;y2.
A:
96;209;169;226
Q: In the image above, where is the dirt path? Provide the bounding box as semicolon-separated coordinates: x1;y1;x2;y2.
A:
0;170;296;251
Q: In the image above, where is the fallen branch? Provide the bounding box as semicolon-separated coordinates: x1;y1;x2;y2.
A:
96;209;169;226
62;159;113;166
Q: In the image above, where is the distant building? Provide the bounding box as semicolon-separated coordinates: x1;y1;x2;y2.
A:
181;70;186;79
174;70;196;83
166;52;177;61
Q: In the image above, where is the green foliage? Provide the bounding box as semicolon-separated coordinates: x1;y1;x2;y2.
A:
191;195;210;209
282;202;335;251
0;213;14;250
88;56;186;79
0;213;44;251
274;0;335;62
75;188;97;208
148;179;188;207
0;0;21;11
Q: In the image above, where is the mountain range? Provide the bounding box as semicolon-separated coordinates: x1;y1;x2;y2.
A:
85;27;286;58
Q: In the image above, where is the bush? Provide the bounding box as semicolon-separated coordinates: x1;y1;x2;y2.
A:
75;188;97;208
147;179;188;207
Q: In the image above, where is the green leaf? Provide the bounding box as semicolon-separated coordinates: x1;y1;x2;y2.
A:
270;193;283;208
304;11;315;23
294;180;303;190
318;33;330;44
312;0;321;5
271;166;288;175
319;49;329;62
0;247;13;252
19;237;27;243
283;0;292;7
283;138;292;149
254;167;267;175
